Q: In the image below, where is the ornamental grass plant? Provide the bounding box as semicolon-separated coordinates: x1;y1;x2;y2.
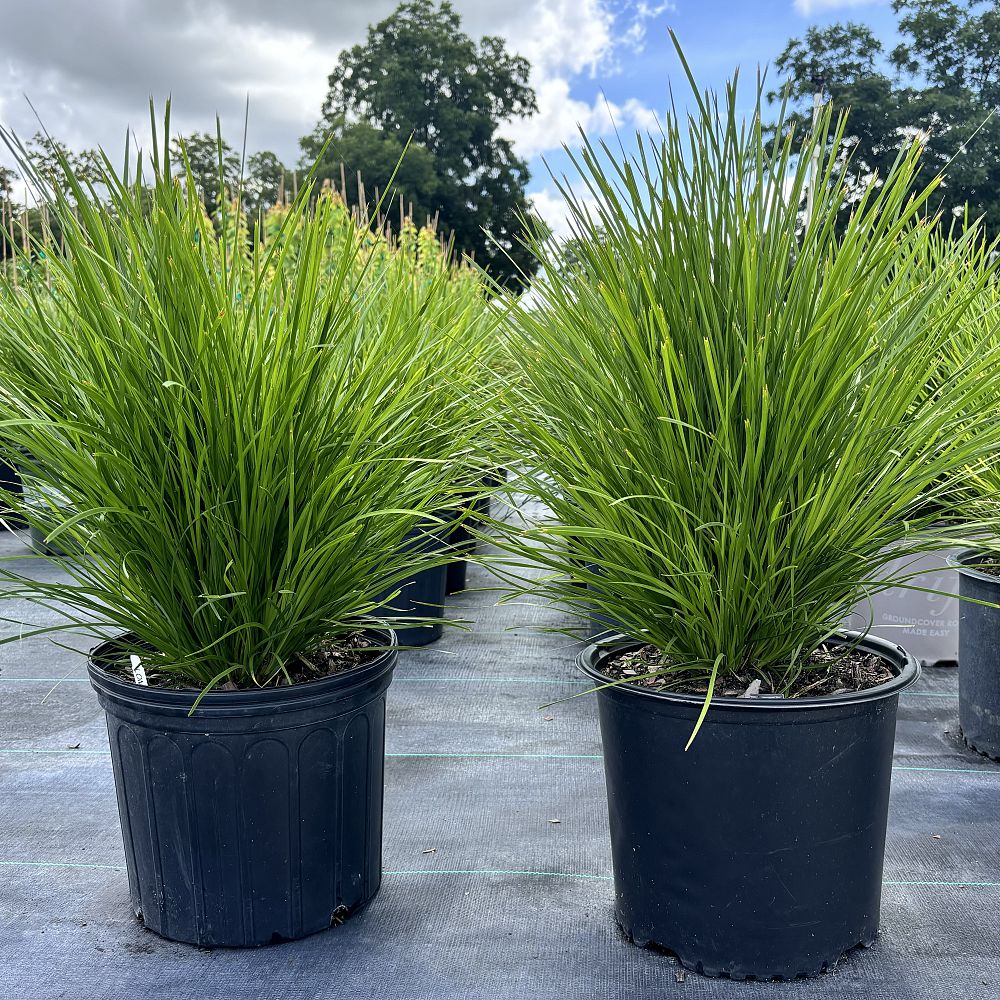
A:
492;57;1000;710
0;108;492;691
255;189;502;490
916;236;1000;527
363;217;504;489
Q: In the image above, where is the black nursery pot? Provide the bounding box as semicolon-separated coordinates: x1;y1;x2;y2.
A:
578;632;918;980
0;456;26;529
375;520;448;646
88;630;396;948
472;467;507;522
446;469;507;594
955;551;1000;759
29;524;72;557
584;573;630;640
587;609;627;641
445;514;473;595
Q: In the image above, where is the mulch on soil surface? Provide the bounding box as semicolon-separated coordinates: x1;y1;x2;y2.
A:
601;642;895;698
100;631;381;691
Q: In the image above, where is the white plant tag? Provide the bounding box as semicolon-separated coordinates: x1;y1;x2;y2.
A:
129;654;148;686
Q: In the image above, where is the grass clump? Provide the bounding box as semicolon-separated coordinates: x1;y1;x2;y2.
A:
492;52;1000;707
0;107;491;691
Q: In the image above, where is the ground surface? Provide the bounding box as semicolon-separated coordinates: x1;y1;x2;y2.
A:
1;527;998;999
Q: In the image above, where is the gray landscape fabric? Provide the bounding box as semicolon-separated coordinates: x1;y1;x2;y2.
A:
1;530;998;999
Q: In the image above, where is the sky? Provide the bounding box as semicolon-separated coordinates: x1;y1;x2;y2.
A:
0;0;901;234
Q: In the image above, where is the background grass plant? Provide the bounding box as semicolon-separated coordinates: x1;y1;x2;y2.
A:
911;233;1000;530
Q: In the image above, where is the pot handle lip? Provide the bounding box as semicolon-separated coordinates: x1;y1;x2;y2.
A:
576;631;919;710
950;547;1000;581
87;626;397;710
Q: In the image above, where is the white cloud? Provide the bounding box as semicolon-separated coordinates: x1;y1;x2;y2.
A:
620;3;675;55
196;19;335;127
793;0;886;15
503;79;662;160
0;1;345;166
502;0;616;79
529;188;579;241
0;1;666;167
498;1;666;159
622;97;663;134
529;183;604;243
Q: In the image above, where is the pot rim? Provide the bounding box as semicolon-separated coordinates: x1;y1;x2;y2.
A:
950;548;1000;585
87;625;397;710
577;630;919;710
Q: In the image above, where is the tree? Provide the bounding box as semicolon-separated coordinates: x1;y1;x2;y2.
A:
773;1;1000;239
24;133;102;197
170;132;241;219
304;0;540;287
0;165;15;202
243;150;286;218
2;152;78;264
301;120;441;225
0;166;17;263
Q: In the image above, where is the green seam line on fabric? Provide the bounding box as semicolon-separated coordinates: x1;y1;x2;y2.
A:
882;880;1000;888
893;765;1000;774
2;861;999;889
385;752;602;759
0;748;605;760
384;868;611;880
1;747;996;775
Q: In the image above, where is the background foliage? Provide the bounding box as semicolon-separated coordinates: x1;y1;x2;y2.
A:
302;0;540;288
774;0;1000;239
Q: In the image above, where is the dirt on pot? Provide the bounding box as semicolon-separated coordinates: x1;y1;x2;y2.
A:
601;643;895;698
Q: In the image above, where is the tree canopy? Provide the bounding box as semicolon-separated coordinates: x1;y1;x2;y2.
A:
23;133;101;197
773;0;1000;238
170;132;241;219
302;0;540;287
170;132;287;223
0;165;16;202
242;150;287;219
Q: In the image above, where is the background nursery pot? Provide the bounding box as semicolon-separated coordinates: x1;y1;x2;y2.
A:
17;465;76;556
445;470;510;595
376;519;449;646
578;632;918;981
584;572;631;640
445;507;474;595
447;469;508;594
955;552;1000;759
88;628;396;948
0;454;26;529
